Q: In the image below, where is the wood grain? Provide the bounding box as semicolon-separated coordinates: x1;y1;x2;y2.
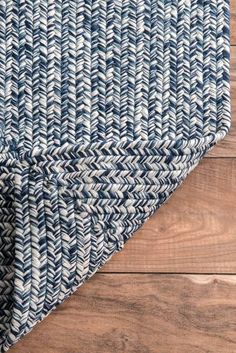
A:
101;158;236;273
9;274;236;353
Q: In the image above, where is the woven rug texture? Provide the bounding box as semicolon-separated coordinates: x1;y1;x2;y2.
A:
0;0;231;351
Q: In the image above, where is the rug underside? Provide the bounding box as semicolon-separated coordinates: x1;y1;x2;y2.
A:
0;0;231;351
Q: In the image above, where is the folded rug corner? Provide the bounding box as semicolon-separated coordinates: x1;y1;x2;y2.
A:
0;0;231;351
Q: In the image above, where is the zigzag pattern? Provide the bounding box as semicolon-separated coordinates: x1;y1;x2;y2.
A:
0;0;231;351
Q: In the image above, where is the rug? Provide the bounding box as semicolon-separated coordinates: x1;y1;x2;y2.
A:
0;0;231;351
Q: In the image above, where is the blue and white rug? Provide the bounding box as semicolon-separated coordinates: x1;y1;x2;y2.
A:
0;0;231;351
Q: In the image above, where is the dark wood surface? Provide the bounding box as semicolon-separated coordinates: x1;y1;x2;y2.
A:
101;159;236;273
8;3;236;353
9;274;236;353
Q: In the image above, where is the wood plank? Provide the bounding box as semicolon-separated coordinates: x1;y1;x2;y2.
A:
232;1;236;45
9;274;236;353
100;158;236;273
208;46;236;157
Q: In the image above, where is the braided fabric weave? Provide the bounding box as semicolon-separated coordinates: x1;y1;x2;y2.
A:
0;0;231;350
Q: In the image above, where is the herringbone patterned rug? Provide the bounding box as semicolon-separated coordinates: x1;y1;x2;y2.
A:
0;0;231;351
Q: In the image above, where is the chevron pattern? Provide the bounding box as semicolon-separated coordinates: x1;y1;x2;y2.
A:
0;0;231;351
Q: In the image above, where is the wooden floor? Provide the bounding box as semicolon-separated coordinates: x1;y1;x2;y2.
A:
9;3;236;353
